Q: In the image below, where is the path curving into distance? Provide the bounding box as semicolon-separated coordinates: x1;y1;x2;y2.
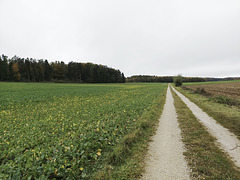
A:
141;86;190;180
171;85;240;168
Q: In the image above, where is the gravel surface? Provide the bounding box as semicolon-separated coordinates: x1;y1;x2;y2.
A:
172;85;240;168
141;86;190;180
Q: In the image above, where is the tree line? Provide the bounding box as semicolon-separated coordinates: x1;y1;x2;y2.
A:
126;75;206;83
126;75;240;83
0;55;125;83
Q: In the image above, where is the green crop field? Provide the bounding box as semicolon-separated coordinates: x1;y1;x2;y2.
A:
0;82;167;179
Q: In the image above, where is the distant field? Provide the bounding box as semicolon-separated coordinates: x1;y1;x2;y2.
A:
184;81;240;101
183;79;240;85
0;82;167;179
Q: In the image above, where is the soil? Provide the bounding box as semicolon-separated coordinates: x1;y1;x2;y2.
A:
185;82;240;99
141;86;190;180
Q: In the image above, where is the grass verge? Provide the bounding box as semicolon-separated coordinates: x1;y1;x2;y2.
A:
171;88;240;179
176;87;240;139
91;86;167;179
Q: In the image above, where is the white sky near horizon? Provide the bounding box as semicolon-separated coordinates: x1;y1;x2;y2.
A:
0;0;239;78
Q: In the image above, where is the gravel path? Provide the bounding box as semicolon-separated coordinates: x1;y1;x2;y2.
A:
141;86;190;180
171;85;240;168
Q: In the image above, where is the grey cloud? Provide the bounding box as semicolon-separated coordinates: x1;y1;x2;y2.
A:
0;0;239;77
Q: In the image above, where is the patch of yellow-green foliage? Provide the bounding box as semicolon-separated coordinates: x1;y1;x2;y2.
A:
0;82;166;179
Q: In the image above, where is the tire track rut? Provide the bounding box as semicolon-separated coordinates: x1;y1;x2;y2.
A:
171;85;240;168
141;86;190;180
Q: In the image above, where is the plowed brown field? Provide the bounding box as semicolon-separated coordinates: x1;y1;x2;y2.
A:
185;82;240;100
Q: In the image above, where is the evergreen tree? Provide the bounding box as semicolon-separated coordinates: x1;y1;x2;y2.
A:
44;60;52;81
0;55;9;81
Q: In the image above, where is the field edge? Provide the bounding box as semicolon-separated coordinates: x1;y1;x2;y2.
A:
91;85;168;180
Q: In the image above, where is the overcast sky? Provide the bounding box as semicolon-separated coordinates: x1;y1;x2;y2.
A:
0;0;239;77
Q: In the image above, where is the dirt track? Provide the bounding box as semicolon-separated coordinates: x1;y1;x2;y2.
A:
141;86;190;180
171;85;240;168
142;85;240;179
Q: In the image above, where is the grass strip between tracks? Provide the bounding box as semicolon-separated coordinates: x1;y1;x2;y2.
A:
171;88;240;180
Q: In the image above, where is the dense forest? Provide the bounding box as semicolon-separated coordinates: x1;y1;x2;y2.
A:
126;75;240;83
0;55;125;83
